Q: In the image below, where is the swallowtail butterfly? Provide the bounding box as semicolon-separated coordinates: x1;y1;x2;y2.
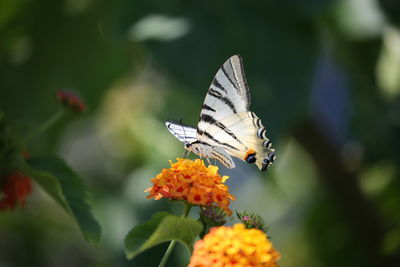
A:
166;55;275;171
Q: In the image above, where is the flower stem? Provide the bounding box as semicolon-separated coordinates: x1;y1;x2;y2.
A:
158;203;192;267
26;108;65;141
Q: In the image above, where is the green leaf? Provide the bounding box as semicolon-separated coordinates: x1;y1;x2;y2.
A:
26;168;70;212
125;212;203;260
25;155;101;247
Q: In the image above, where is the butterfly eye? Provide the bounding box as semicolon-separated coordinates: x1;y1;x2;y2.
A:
245;153;257;163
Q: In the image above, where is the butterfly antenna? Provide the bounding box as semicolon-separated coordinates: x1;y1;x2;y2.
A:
179;118;192;158
179;118;189;144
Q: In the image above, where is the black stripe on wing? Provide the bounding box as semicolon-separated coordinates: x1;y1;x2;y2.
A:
202;104;216;112
195;129;239;151
232;55;251;110
211;151;234;168
165;121;197;144
212;78;227;94
207;88;237;113
250;112;263;128
199;114;243;145
221;64;239;93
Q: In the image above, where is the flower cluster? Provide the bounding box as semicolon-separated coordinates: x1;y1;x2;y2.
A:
0;172;32;210
189;223;280;267
146;158;235;215
56;90;86;112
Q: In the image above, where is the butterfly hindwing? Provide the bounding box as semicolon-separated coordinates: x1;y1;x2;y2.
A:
209;146;235;168
218;112;275;171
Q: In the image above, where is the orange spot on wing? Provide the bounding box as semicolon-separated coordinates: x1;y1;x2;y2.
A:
244;149;256;161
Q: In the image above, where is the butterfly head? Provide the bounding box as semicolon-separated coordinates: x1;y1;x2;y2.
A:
185;142;202;156
184;142;192;150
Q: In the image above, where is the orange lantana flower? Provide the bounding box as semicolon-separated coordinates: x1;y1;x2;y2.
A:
189;223;280;267
146;158;235;215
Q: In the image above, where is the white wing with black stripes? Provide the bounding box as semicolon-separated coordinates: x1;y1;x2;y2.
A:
200;55;250;120
166;55;276;171
165;121;197;145
165;120;236;169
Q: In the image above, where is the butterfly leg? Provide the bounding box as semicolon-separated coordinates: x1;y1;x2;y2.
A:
183;149;191;158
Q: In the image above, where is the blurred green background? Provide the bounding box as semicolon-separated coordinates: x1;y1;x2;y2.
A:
1;0;400;266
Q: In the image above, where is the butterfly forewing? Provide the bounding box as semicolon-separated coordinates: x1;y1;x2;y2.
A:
165;121;197;145
197;55;251;149
201;55;250;119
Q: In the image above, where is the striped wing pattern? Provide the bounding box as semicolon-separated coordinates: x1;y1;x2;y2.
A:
166;120;236;168
165;121;197;145
200;55;250;121
166;55;275;171
197;55;251;153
